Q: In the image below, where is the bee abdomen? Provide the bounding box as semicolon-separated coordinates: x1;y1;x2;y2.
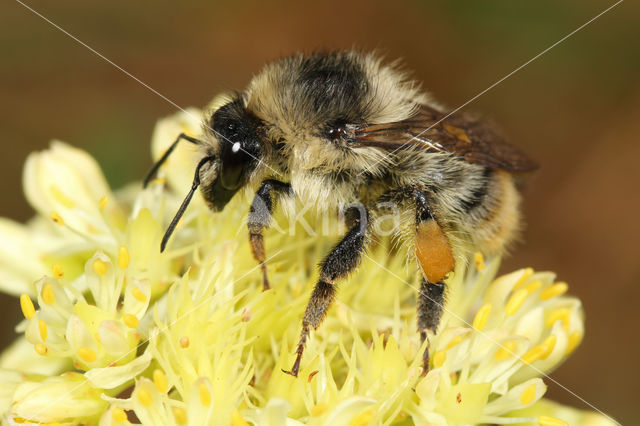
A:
471;170;522;255
459;168;492;212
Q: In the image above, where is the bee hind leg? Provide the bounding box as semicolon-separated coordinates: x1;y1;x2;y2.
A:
283;204;370;377
413;189;454;375
417;279;445;375
248;179;292;291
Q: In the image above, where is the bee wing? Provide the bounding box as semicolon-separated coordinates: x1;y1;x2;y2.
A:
354;104;538;171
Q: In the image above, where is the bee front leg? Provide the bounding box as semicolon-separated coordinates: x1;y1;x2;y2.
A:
248;179;292;291
283;204;370;377
414;189;454;375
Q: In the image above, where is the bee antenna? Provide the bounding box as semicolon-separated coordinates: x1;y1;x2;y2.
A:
160;155;215;252
143;133;202;188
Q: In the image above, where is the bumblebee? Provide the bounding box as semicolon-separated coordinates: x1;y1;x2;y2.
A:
144;50;537;377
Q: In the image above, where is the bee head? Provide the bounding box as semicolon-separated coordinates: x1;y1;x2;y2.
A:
157;96;265;252
201;96;264;211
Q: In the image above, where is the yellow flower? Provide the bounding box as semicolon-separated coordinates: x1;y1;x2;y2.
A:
23;141;120;249
0;109;617;425
10;372;108;424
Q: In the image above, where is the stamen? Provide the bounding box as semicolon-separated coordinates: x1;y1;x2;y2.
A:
49;185;75;208
77;347;97;363
540;282;568;300
50;211;64;225
539;334;557;360
472;303;492;331
445;335;464;350
172;407;187;424
310;402;328;417
566;331;583;355
38;320;48;342
546;308;571;332
118;246;130;269
522;345;546;365
34;343;48;356
123;314;139;329
512;267;534;290
112;407;127;423
42;283;56;305
52;264;64;279
137;388;153;407
433;350;447;367
231;411;248;426
495;340;517;361
199;381;211;407
474;252;485;271
350;408;373;426
20;294;35;319
180;336;190;348
132;287;147;302
505;289;529;316
524;280;542;295
538;415;568;426
99;196;108;211
520;383;537;405
153;369;168;393
93;259;108;276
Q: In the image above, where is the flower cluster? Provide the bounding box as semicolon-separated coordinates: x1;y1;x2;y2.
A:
0;109;616;425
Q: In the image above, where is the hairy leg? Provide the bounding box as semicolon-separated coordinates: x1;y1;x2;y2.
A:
283;205;369;377
248;179;292;290
417;279;445;374
413;188;454;374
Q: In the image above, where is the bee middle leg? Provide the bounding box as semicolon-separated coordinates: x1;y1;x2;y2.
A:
283;204;370;377
248;179;292;290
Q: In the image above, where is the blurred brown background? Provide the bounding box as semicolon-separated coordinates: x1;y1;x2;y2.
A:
1;0;638;423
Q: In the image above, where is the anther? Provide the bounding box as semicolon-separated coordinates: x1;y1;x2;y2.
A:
199;381;211;407
137;388;153;407
99;196;108;211
50;211;64;225
20;294;35;319
520;383;537;405
153;369;168;393
132;287;147;302
52;264;64;279
118;246;130;269
50;185;75;208
93;259;108;276
540;282;568;300
505;289;528;316
42;283;56;305
472;303;492;331
38;320;48;341
34;343;48;356
112;408;127;423
77;347;97;363
123;314;139;329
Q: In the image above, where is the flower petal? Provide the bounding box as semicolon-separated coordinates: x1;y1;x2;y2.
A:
85;347;152;389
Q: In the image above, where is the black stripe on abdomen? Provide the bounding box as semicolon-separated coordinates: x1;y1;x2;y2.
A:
459;168;492;212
